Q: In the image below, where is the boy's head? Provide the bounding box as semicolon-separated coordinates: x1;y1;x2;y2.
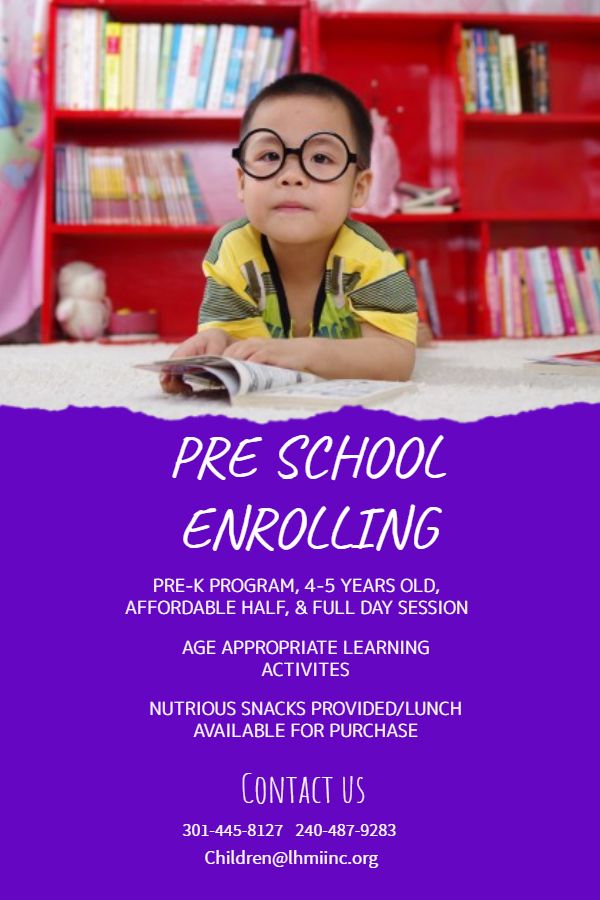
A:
234;73;373;248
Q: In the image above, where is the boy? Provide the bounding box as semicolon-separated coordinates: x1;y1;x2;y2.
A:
161;73;417;394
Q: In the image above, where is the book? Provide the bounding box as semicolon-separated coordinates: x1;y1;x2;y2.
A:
120;23;138;110
526;348;600;376
146;23;162;110
234;25;260;108
548;246;576;335
499;33;521;115
260;36;283;91
484;250;502;337
517;42;550;113
557;246;588;335
138;355;415;409
417;258;442;338
166;24;183;110
103;22;122;111
571;247;600;333
473;28;492;112
157;23;174;109
221;25;247;108
485;29;505;113
171;24;194;110
206;24;234;110
54;145;209;226
458;29;477;114
533;41;550;114
194;24;219;108
248;27;274;102
529;247;563;335
277;28;297;79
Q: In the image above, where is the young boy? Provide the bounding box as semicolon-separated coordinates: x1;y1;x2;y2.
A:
161;73;417;394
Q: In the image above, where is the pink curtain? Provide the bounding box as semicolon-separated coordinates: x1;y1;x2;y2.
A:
0;0;46;340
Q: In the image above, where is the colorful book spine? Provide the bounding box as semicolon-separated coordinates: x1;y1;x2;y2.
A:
417;258;442;338
485;30;505;113
120;23;138;110
533;41;550;114
248;27;274;102
473;29;492;112
81;9;99;110
235;25;260;109
194;24;219;108
557;246;588;335
103;22;122;111
571;247;600;332
484;251;502;337
533;246;564;335
548;246;576;335
146;24;162;110
514;248;533;337
171;24;194;110
508;248;524;337
68;9;84;109
499;34;521;115
526;248;552;336
500;250;514;336
582;248;600;324
522;248;541;337
186;25;207;109
221;25;248;109
206;24;234;110
277;28;297;79
261;36;283;91
166;24;183;110
461;29;477;114
55;9;70;108
157;24;174;110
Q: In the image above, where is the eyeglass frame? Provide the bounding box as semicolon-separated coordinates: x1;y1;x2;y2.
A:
231;128;363;183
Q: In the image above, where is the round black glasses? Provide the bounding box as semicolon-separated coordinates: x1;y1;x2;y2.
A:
232;129;361;183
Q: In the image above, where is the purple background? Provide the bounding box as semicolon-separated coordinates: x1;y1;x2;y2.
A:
3;404;597;897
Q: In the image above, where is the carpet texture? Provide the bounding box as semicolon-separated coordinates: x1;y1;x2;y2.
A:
1;336;598;422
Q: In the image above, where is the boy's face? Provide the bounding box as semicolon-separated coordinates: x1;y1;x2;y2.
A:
236;95;372;248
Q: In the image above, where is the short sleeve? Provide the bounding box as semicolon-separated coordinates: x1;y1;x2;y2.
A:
198;221;270;340
348;256;418;345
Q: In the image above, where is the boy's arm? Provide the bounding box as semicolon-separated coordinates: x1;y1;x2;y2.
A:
224;323;416;382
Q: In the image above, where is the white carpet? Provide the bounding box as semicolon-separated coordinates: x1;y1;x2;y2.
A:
1;336;598;422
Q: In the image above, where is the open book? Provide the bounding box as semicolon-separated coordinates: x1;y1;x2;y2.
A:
139;355;414;410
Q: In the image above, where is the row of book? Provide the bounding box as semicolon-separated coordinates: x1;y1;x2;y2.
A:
459;29;550;115
55;8;296;112
485;246;600;338
54;145;209;226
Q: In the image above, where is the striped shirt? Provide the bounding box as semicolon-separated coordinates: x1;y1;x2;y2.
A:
199;217;417;343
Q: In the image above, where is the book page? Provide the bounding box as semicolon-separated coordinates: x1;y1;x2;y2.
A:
200;358;320;396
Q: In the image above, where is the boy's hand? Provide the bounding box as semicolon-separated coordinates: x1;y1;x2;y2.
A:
224;338;314;372
160;328;231;395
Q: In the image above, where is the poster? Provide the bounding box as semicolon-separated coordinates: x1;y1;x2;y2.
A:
3;399;597;896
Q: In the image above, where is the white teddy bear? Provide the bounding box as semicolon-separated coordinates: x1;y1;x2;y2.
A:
55;261;112;340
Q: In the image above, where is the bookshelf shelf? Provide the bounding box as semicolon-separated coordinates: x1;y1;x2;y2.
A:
44;1;600;341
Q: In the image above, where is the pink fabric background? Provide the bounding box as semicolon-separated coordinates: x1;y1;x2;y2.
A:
0;0;46;339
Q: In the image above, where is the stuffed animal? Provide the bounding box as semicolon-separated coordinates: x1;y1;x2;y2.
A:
55;261;112;340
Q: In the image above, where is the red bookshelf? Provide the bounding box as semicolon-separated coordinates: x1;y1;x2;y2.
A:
313;9;600;338
43;0;311;341
44;2;600;341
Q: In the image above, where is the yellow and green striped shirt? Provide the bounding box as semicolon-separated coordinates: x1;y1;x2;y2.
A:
199;217;417;344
